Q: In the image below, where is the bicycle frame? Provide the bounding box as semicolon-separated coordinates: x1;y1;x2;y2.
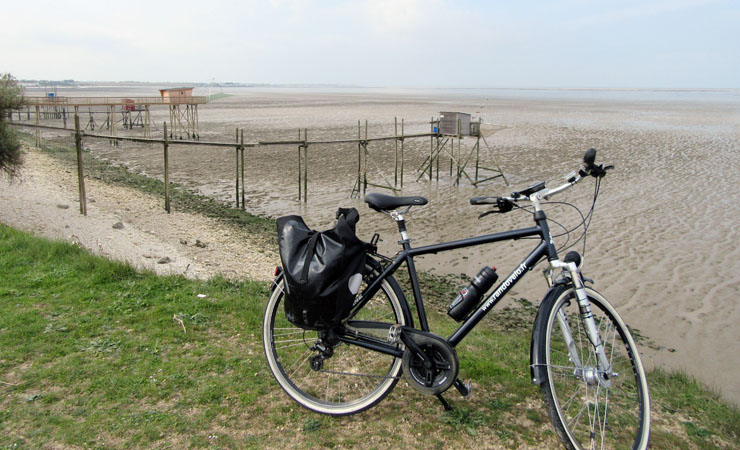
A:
339;216;557;356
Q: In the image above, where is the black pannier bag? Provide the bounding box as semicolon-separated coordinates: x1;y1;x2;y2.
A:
276;208;367;330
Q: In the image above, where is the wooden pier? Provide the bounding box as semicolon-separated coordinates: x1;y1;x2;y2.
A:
11;109;507;216
21;92;206;141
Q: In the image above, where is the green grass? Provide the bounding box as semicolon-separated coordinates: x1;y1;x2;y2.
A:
1;224;739;448
207;93;232;102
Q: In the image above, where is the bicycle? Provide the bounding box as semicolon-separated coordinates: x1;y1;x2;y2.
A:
263;149;651;449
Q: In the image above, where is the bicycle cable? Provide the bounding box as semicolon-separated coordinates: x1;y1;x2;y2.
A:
511;176;603;258
558;175;602;258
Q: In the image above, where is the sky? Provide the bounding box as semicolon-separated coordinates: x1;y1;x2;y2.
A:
2;0;738;88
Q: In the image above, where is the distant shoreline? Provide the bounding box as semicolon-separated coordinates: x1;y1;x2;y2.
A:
19;80;738;92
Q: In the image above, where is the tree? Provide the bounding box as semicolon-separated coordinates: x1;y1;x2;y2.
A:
0;73;24;178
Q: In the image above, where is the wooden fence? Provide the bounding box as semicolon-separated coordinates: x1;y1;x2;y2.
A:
11;115;506;216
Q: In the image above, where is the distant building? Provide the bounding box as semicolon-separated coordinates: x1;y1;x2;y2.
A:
159;87;194;103
439;112;471;136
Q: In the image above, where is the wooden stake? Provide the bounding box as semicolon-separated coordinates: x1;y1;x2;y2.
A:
457;117;462;184
363;121;368;194
394;117;398;187
235;128;240;208
35;106;40;147
241;129;245;209
356;121;361;196
401;119;404;189
164;122;170;213
144;105;151;138
195;104;200;140
436;133;440;182
111;105;117;147
303;129;308;203
298;129;302;201
475;134;480;182
74;114;87;216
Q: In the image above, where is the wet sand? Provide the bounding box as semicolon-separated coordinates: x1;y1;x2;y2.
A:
24;86;740;406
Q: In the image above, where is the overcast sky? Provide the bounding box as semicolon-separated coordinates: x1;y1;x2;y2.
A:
2;0;738;88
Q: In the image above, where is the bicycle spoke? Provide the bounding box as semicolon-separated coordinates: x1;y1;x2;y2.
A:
542;289;648;449
264;272;406;415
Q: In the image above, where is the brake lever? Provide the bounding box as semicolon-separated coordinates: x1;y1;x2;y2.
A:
590;163;615;178
478;210;498;220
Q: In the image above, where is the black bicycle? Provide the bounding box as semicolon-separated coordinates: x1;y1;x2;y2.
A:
263;149;650;449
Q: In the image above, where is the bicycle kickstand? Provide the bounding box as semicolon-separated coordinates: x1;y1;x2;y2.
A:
436;393;453;411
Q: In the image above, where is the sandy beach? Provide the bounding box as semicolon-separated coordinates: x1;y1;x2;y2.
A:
5;86;740;406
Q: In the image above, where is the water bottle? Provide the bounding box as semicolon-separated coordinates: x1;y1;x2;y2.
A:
447;266;498;321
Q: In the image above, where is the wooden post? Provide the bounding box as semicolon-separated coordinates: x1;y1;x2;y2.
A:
164;122;170;213
450;141;454;177
429;117;434;181
240;129;245;209
298;129;302;201
235;128;240;208
400;119;405;189
303;128;308;203
34;106;40;147
394;117;398;187
475;134;480;182
457;118;462;184
356;121;361;196
110;104;117;147
436;132;440;182
74;114;87;216
363;121;368;194
144;105;151;138
195;104;200;140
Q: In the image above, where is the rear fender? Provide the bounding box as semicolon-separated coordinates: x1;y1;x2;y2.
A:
270;267;284;294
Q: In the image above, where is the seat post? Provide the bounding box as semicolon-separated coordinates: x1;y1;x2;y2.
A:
390;211;410;244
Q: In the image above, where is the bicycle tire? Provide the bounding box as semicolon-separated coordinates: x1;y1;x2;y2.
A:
535;284;650;449
263;263;409;415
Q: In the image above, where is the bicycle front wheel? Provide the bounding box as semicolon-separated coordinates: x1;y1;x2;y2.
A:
536;285;650;449
263;266;408;415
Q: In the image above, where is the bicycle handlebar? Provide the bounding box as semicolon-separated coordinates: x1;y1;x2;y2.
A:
470;149;612;212
469;196;497;205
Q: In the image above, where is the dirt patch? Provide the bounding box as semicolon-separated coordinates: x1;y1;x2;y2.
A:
0;145;278;282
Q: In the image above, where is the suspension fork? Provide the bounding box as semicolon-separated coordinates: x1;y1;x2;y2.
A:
570;266;613;381
550;261;612;381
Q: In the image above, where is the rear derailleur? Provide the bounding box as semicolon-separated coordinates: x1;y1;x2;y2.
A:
309;331;338;371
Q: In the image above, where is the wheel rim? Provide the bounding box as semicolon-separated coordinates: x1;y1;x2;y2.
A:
264;277;404;415
545;290;649;449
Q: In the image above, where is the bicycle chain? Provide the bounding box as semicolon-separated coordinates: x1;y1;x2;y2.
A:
317;369;401;380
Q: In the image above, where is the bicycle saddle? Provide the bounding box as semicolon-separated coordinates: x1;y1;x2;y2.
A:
364;193;428;212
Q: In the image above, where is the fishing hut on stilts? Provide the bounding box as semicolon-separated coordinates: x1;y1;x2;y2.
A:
416;112;507;186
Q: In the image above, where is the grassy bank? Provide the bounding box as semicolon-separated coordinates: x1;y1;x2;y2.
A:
1;224;739;449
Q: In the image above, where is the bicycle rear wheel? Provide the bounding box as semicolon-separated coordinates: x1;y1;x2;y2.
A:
263;265;408;415
536;285;650;449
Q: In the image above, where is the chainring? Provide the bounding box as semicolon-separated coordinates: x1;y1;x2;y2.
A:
401;330;458;395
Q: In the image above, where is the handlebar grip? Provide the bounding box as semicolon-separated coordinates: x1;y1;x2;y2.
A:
584;148;597;168
470;196;498;205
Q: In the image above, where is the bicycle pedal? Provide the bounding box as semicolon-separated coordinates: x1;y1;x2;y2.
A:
454;378;473;399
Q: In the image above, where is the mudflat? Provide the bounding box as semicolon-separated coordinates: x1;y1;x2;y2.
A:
13;86;740;406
